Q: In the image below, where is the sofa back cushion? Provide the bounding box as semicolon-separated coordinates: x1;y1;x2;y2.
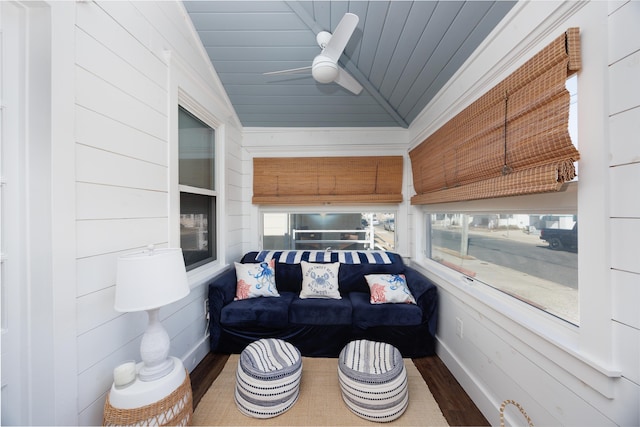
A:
240;251;406;294
349;292;423;327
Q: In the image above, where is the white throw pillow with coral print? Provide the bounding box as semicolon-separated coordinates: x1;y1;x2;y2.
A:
364;273;416;304
234;260;280;300
299;261;341;299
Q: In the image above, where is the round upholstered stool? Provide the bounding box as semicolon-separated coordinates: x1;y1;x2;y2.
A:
235;338;302;418
338;339;409;422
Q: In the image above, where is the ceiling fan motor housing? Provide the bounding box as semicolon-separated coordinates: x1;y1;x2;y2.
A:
316;31;332;48
312;55;339;83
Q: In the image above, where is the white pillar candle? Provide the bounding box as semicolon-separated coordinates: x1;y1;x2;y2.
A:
113;361;137;388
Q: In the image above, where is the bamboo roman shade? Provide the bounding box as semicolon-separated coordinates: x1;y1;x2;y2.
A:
252;156;403;205
410;28;581;205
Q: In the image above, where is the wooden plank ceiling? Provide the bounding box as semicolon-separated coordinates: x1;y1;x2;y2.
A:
183;1;516;128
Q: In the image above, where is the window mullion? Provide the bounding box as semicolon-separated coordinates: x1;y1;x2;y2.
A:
179;184;216;197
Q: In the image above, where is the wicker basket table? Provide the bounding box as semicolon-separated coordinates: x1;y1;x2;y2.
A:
103;357;192;426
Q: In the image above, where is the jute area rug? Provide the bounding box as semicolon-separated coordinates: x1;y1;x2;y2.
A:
193;354;449;426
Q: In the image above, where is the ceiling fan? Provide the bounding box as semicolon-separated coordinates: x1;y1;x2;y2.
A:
264;12;363;95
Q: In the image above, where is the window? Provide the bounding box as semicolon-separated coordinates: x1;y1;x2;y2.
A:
262;212;396;251
423;74;579;325
428;212;578;324
178;106;216;269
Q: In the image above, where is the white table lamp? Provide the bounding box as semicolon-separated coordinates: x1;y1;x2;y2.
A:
115;246;190;382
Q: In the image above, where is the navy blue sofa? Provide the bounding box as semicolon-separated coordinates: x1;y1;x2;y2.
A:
207;250;438;357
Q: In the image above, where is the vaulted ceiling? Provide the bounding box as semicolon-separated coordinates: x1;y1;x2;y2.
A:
183;1;516;128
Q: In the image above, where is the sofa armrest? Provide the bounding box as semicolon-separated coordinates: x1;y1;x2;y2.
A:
207;267;237;352
404;266;439;337
208;267;237;304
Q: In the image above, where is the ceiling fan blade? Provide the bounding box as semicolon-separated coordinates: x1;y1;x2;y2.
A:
334;67;363;95
322;13;359;63
263;65;312;76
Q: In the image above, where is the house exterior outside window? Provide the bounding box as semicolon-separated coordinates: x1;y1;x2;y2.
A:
427;211;578;324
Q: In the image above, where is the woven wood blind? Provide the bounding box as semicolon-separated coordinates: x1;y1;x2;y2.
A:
410;28;581;205
252;156;403;205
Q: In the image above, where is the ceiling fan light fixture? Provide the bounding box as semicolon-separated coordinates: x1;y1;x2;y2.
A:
263;13;360;93
312;56;339;83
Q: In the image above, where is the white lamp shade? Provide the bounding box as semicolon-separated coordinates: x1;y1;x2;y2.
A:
115;247;190;312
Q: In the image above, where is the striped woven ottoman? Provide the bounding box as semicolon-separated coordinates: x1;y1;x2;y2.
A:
338;340;409;422
235;338;302;418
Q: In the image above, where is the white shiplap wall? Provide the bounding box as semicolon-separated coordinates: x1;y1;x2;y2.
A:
608;0;640;416
406;1;640;426
71;2;243;425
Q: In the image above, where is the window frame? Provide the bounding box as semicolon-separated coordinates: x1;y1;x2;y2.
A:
177;105;217;270
411;178;620;394
420;184;579;322
170;88;224;284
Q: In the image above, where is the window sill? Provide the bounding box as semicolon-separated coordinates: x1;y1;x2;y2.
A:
411;258;621;398
186;259;227;289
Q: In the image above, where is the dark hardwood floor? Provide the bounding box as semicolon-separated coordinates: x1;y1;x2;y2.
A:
190;352;489;426
413;356;488;426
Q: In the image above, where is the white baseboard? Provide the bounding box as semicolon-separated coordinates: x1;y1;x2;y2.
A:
436;337;500;426
181;334;211;373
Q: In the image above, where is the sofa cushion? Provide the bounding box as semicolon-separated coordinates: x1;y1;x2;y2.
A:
365;274;416;304
255;250;395;264
337;260;406;294
221;292;296;327
234;260;279;300
349;292;422;327
300;261;341;299
289;297;352;325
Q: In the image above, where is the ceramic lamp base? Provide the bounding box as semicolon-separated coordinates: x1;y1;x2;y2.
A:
138;357;175;382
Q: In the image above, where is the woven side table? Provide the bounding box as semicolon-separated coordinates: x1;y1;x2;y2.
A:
103;357;193;426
